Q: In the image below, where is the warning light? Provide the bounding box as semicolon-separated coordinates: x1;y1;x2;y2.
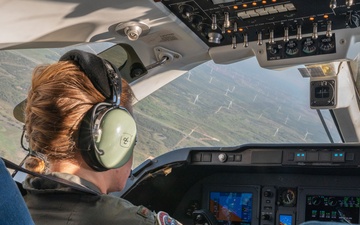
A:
239;28;244;32
324;14;329;19
262;0;267;4
309;17;315;21
252;1;257;6
233;5;239;9
243;3;248;7
272;0;277;2
227;29;232;34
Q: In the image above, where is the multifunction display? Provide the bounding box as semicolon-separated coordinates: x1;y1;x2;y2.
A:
210;191;253;225
305;195;360;224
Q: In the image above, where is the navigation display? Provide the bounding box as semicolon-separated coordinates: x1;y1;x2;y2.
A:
209;191;253;225
279;214;293;225
305;195;360;223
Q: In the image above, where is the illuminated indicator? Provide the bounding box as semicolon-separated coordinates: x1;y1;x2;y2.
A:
340;153;343;156
272;0;277;2
324;14;329;19
227;29;232;33
243;3;248;7
262;0;267;4
233;5;239;9
239;28;244;32
297;153;300;157
334;153;339;157
252;1;257;6
310;17;315;21
312;210;317;218
301;153;305;157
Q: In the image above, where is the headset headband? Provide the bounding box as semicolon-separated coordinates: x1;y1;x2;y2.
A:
59;50;122;103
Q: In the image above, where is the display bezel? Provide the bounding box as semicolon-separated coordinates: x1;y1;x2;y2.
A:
202;185;260;225
297;187;360;224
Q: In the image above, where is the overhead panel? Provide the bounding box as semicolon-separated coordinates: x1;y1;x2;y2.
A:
160;0;360;61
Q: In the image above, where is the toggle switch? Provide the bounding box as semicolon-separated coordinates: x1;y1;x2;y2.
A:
346;0;354;8
233;22;238;33
232;35;237;49
330;0;337;9
224;12;231;28
257;31;263;45
296;24;302;40
312;23;318;39
326;20;332;37
269;29;275;44
283;27;289;42
211;14;217;30
243;33;249;47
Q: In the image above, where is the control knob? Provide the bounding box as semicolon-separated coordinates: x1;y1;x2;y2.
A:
261;214;271;221
285;40;299;56
303;38;317;54
218;153;227;162
179;4;193;19
264;191;273;197
319;36;335;52
189;15;203;28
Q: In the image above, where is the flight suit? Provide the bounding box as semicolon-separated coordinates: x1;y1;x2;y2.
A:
23;172;180;225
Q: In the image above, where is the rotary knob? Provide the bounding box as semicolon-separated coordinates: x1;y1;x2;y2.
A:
218;153;228;162
262;214;271;220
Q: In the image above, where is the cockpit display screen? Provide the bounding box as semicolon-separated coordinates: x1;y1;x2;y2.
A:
209;191;253;225
305;195;360;224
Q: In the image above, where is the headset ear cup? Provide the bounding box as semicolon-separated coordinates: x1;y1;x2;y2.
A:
78;105;108;171
78;104;137;171
94;108;137;169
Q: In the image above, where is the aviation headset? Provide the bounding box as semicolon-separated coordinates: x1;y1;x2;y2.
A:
59;50;137;172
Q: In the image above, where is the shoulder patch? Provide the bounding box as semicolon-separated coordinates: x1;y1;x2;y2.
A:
156;211;182;225
137;205;151;218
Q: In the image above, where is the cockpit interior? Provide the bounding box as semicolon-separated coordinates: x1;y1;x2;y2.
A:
1;0;360;224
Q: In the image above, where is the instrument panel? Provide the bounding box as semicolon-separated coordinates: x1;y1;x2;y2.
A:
159;0;360;68
161;0;360;49
122;144;360;225
195;184;360;225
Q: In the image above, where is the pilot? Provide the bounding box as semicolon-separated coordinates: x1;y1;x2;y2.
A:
18;49;181;225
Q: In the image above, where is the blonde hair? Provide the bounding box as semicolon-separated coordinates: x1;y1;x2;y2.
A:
24;60;133;173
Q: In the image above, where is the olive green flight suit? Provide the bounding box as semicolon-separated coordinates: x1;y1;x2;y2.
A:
23;172;161;225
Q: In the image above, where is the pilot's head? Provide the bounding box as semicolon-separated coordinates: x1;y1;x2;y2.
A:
22;49;137;193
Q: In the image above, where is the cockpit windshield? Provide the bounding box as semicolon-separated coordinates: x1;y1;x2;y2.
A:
132;57;342;166
0;44;342;168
